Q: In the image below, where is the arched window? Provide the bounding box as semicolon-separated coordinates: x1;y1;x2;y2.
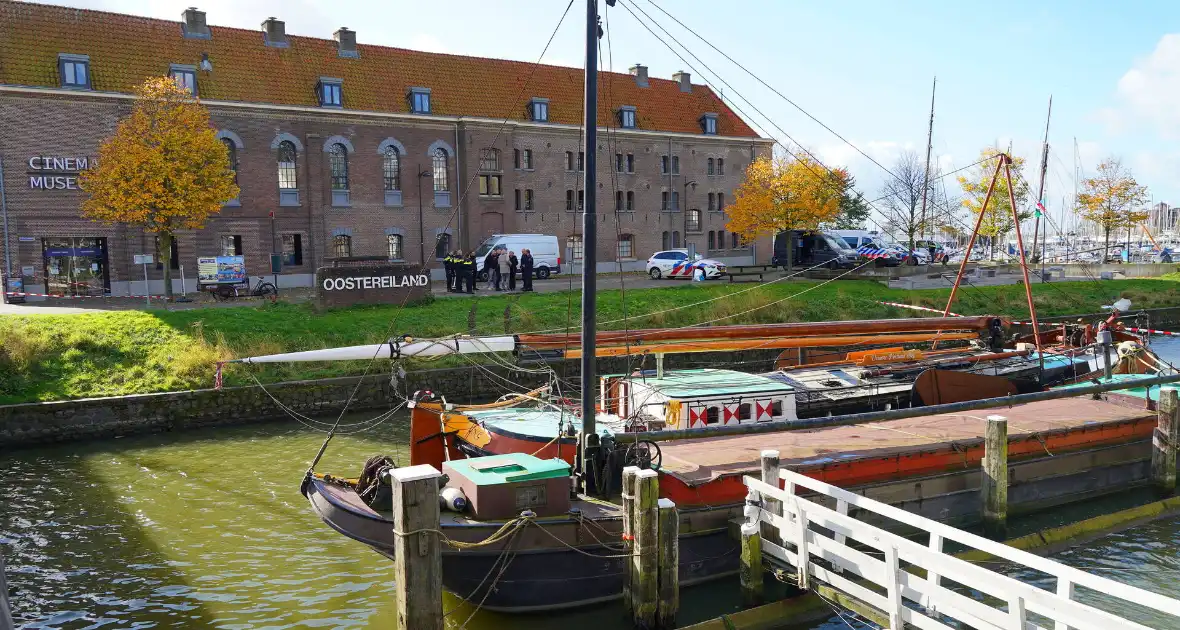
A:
277;141;298;189
707;231;715;250
435;233;451;259
662;231;671;250
383;146;401;191
328;143;349;190
717;230;726;249
707;158;715;176
387;234;404;260
332;234;351;258
432;148;449;191
672;231;681;248
732;232;739;249
222;138;238;184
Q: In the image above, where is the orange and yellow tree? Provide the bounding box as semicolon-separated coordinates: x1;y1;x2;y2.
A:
1075;157;1149;262
957;148;1031;260
80;77;239;300
726;155;846;269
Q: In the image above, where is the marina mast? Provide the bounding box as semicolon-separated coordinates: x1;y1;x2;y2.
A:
1031;96;1052;279
919;77;936;244
580;0;600;486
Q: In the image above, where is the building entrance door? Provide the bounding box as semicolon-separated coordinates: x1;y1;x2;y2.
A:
42;237;109;296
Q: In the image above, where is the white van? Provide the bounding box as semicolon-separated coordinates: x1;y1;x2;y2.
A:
472;234;561;281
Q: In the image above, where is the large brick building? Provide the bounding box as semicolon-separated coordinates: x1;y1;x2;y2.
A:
0;1;772;296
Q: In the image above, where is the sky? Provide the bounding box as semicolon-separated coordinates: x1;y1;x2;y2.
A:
31;0;1180;236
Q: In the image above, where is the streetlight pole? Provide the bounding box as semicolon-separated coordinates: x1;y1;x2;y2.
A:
417;165;431;266
682;180;696;251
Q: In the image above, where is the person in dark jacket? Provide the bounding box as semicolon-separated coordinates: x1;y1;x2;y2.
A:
483;249;498;291
520;249;534;292
507;251;519;291
463;253;477;293
444;251;456;292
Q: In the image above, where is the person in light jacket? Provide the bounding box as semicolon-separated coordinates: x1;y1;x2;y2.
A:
496;249;511;292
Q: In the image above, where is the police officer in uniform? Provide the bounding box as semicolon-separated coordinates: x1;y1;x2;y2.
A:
443;251;456;292
463;252;478;293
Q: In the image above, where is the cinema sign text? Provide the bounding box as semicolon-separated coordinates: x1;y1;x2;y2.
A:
27;156;94;191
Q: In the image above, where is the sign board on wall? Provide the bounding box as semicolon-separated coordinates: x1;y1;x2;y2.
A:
315;264;432;309
197;256;246;285
26;156;93;190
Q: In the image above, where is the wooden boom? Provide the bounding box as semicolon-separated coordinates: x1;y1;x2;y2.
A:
562;332;981;359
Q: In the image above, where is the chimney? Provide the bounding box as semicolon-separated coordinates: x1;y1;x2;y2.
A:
181;7;211;39
262;17;288;48
334;27;357;58
629;64;648;88
672;70;691;93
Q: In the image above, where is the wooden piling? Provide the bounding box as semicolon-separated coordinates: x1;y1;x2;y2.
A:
390;464;444;630
759;450;781;544
739;521;764;607
1153;389;1180;494
621;466;639;617
981;414;1008;540
657;497;679;629
629;468;660;628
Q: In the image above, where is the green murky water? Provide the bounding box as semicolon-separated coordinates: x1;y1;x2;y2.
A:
7;337;1180;628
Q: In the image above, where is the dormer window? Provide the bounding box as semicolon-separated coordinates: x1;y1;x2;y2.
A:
170;64;197;96
318;78;343;107
700;113;718;135
618;106;637;129
529;98;550;122
409;87;431;114
58;54;90;89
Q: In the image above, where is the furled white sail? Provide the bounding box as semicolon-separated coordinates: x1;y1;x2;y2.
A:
234;336;517;364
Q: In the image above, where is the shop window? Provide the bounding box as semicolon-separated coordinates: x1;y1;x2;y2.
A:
332;234;352;258
281;234;303;266
221;235;242;256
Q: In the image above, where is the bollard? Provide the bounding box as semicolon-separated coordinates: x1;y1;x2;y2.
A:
1153;389;1180;494
621;466;639;617
759;450;781;545
656;497;679;629
628;468;660;628
981;415;1008;540
391;464;444;630
739;521;764;607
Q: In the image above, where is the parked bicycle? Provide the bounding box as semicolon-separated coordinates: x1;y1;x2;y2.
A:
207;276;278;301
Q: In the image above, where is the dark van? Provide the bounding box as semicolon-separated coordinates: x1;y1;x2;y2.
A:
771;230;858;270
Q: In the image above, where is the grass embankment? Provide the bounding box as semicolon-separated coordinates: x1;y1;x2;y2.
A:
3;278;1180;405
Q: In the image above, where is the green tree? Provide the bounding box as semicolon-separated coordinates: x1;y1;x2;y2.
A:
833;172;870;229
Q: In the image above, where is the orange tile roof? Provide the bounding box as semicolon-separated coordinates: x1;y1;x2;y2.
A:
0;0;762;138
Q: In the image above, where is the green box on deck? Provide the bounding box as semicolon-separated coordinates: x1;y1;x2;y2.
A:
446;453;569;485
443;453;572;519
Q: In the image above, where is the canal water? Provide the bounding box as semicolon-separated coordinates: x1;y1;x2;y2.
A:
5;338;1180;629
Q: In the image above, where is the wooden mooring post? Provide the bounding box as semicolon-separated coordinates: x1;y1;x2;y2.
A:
623;467;679;629
391;464;444;630
981;414;1008;540
739;521;764;607
1153;389;1180;494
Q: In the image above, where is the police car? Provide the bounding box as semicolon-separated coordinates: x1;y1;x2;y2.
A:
646;249;726;279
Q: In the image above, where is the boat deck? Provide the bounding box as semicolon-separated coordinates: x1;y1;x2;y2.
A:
659;396;1155;489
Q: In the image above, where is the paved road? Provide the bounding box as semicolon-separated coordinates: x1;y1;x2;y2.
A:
0;271;751;315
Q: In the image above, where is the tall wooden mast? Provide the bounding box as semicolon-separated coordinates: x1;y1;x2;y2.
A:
918;77;936;245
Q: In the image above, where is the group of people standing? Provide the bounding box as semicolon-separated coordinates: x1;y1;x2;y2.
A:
442;248;535;294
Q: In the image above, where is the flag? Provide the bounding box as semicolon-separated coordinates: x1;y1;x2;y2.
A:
1034;200;1045;218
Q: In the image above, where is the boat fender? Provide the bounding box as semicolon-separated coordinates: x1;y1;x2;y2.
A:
440;486;468;512
1117;341;1142;358
743;489;761;522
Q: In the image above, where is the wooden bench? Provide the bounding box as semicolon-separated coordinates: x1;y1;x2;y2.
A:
727;270;764;283
729;264;777;273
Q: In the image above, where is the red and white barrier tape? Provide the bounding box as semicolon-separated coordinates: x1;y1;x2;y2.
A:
4;291;170;299
877;301;963;317
1122;327;1180;337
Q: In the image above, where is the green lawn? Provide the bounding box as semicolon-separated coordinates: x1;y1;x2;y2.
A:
3;277;1179;404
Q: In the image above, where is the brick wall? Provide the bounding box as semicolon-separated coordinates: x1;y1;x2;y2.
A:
0;89;772;295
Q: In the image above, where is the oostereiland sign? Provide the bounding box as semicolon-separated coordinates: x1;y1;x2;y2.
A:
315;264;432;309
27;156;94;190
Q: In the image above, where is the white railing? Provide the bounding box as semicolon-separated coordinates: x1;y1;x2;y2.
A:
744;469;1180;630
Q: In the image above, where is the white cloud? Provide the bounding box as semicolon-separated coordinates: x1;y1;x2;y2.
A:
1100;33;1180;137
